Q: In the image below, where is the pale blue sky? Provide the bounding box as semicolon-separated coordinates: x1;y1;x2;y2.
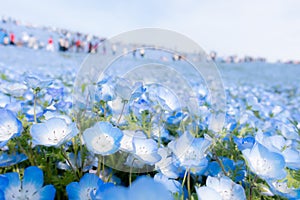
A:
1;0;300;61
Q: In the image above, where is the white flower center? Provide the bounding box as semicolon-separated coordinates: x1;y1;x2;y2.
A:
84;187;97;199
181;148;203;162
137;145;150;155
91;134;114;153
5;185;37;200
253;158;272;175
219;189;234;200
47;128;67;143
214;182;236;200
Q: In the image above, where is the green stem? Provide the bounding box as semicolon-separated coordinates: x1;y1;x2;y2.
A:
129;158;135;187
79;132;84;177
129;165;133;187
213;150;228;176
187;170;191;199
117;100;127;125
15;139;35;166
61;147;79;180
181;169;188;188
72;135;83;178
157;112;163;147
33;92;37;123
72;138;78;169
107;170;113;182
102;156;105;181
96;155;102;177
248;175;258;200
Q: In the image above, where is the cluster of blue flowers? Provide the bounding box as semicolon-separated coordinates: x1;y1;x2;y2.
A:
0;61;299;200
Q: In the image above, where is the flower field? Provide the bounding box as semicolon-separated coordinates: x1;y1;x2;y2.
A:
0;45;300;200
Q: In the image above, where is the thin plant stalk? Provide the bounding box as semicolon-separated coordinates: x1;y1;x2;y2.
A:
33;92;37;123
117;100;127;125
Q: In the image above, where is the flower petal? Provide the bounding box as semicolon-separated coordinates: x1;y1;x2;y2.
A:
195;186;222;200
22;166;44;192
32;185;56;200
66;182;80;200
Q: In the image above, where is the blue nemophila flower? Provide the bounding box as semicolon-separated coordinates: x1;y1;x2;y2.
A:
282;147;300;170
238;111;258;129
128;176;173;200
195;176;246;200
189;157;209;175
1;82;27;97
83;122;123;156
101;176;173;200
96;78;116;102
119;130;135;153
147;84;180;112
233;135;255;151
270;105;283;116
154;173;182;195
99;186;128;200
0;108;23;147
30;117;79;147
46;87;64;101
168;132;211;168
129;96;153;120
120;130;146;153
242;142;286;180
280;123;299;140
23;90;34;101
130;82;145;100
198;85;208;100
114;77;134;101
267;179;300;199
24;75;52;90
255;131;286;153
53;100;72;112
0;152;27;167
246;94;261;111
255;130;300;170
207;158;246;182
43;111;72;124
225;116;237;132
5;101;23;114
132;136;162;165
0;166;56;200
66;173;113;200
166;112;187;127
207;161;222;177
155;147;180;179
0;93;11;107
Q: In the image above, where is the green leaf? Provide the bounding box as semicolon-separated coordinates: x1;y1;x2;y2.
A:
287;169;300;188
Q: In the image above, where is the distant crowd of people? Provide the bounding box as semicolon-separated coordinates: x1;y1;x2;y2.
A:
0;29;15;45
0;16;105;54
0;27;104;54
208;51;267;64
0;17;150;58
0;28;43;50
0;25;150;59
1;16;300;64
